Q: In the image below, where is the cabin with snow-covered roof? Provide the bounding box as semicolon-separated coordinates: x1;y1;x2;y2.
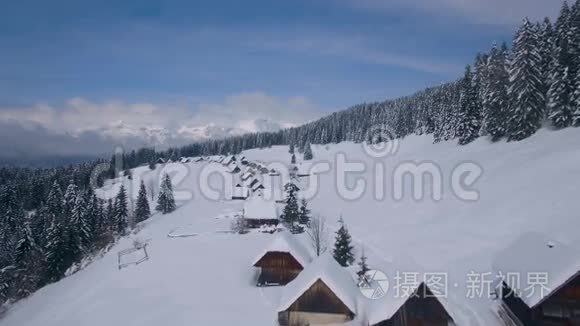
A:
368;282;454;326
493;232;580;326
241;170;254;181
242;196;279;228
226;162;241;174
253;232;312;286
277;253;357;326
231;184;250;200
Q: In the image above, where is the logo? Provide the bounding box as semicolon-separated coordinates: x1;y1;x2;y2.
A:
359;269;389;300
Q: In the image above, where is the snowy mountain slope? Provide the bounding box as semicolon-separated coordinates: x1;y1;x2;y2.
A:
2;128;580;326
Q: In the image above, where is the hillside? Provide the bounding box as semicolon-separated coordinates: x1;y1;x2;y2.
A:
2;127;579;326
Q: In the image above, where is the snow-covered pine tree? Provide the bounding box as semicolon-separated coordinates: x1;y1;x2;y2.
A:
548;3;576;128
356;248;370;286
538;18;555;111
473;52;489;107
44;214;69;283
506;18;544;141
114;185;129;235
71;191;90;254
14;216;43;298
332;217;354;267
456;65;482;145
298;198;311;226
289;142;295;154
281;183;300;232
291;153;296;164
134;180;151;223
482;43;510;140
303;142;313;160
156;174;176;214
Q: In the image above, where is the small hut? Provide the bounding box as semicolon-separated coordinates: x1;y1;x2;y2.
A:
242;195;279;228
368;282;454;326
493;232;580;326
231;184;250;200
253;232;312;286
277;253;358;326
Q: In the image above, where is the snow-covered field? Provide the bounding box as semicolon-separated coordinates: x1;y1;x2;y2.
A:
2;128;580;326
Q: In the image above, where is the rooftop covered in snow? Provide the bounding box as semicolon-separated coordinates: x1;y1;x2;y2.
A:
492;232;580;308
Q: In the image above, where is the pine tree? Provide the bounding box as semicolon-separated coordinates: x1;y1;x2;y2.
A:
298;198;311;226
14;217;43;297
291;153;296;164
456;65;482;145
482;43;510;140
289;143;295;154
332;217;354;267
281;183;300;232
356;248;370;286
134;181;151;223
114;185;129;235
538;18;555;111
548;3;576;128
71;192;90;254
44;215;68;283
156;174;176;214
506;18;544;141
303;142;313;160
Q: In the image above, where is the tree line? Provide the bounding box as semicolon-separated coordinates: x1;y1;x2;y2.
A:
0;162;175;305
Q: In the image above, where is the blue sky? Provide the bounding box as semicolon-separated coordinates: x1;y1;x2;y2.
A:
0;0;564;153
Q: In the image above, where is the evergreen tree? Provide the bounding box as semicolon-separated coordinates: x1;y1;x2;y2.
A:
14;217;43;297
548;3;577;128
303;142;313;160
482;43;510;140
538;18;555;110
44;215;68;283
289;142;295;154
332;217;354;267
71;192;90;254
114;185;129;235
134;181;151;223
281;183;300;232
291;153;296;164
356;248;370;286
298;198;311;226
506;18;544;141
456;65;482;145
156;174;176;214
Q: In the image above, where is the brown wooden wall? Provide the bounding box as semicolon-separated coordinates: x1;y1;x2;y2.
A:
373;283;452;326
287;279;354;316
533;272;580;325
254;252;303;286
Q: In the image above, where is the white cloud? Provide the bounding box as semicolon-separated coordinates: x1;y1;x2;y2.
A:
0;92;323;135
345;0;563;26
0;92;325;159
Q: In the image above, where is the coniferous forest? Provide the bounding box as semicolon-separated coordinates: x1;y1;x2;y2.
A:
1;1;580;306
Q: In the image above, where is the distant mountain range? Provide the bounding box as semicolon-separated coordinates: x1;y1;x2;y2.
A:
0;118;295;166
98;118;294;146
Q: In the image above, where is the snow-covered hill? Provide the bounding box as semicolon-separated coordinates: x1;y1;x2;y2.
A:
2;128;580;326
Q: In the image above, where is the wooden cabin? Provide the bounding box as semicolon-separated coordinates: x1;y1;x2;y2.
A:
243;195;279;228
493;232;580;326
370;283;453;326
278;254;357;326
253;232;311;286
231;184;250;200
